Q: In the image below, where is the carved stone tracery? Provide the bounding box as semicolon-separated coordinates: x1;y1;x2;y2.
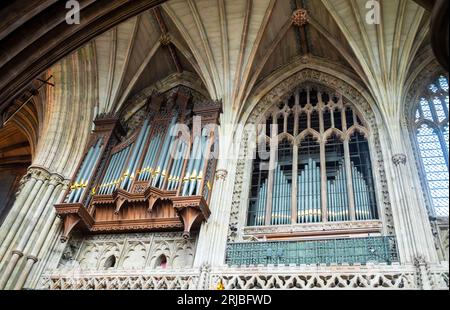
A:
227;69;394;242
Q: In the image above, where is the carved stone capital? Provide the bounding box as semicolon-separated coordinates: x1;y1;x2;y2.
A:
28;166;51;181
215;169;228;181
392;154;407;166
49;173;65;186
26;255;39;263
414;255;428;267
160;33;171;46
12;250;24;258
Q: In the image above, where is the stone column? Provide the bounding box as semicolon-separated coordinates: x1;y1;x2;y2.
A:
193;167;231;268
388;150;439;264
0;167;50;262
0;172;65;289
13;181;68;290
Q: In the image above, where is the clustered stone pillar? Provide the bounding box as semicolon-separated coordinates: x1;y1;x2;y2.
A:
388;150;439;265
193;166;231;270
0;166;69;290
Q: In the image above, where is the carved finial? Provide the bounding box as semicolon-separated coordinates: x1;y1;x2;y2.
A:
292;9;309;27
160;33;171;46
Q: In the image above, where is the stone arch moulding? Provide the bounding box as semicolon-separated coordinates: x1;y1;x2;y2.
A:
227;68;395;242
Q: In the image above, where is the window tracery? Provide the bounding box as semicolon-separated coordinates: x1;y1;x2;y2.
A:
247;87;378;227
413;75;449;218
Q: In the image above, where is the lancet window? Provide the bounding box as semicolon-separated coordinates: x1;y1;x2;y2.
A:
413;75;449;218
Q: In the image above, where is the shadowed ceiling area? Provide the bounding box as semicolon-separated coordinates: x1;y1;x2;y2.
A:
0;0;165;118
0;0;444;167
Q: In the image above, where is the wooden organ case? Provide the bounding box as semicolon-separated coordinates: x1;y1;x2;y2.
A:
55;90;222;242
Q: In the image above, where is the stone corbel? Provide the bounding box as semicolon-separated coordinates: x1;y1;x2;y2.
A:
172;196;211;239
215;169;228;181
392;154;407;166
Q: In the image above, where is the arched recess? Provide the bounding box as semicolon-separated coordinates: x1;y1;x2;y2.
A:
227;68;393;243
0;82;43;225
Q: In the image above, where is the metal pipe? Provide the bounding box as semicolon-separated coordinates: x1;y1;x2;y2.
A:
123;121;151;190
68;143;95;202
258;182;263;226
299;168;304;223
262;182;267;226
358;170;365;220
121;121;149;189
327;180;332;221
73;140;102;202
342;165;349;221
145;134;161;181
189;132;207;196
286;174;291;225
107;150;122;195
283;169;287;225
182;136;200;196
105;151;122;194
311;161;315;223
353;167;359;220
308;159;313;223
76;140;103;201
339;165;344;221
354;167;362;220
273;165;279;225
339;165;346;221
153;117;178;187
170;142;186;190
111;147;130;194
99;152;118;195
167;141;181;190
142;135;157;181
315;161;320;222
282;167;285;225
279;166;283;225
195;133;209;195
362;174;370;220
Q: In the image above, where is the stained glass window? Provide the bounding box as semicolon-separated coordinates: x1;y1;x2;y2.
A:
414;75;449;217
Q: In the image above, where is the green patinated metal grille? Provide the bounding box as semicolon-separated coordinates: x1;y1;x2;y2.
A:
226;236;399;266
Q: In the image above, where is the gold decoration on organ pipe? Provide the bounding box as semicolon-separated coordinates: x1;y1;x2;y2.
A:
67;139;103;203
298;158;322;224
119;119;152;191
53;89;222;241
64;115;124;204
151;114;178;189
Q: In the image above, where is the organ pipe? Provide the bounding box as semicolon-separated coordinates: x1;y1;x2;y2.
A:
327;162;351;222
139;132;163;182
152;115;178;188
271;165;292;225
351;163;373;220
67;139;103;203
167;142;187;191
120;119;151;191
296;159;321;224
